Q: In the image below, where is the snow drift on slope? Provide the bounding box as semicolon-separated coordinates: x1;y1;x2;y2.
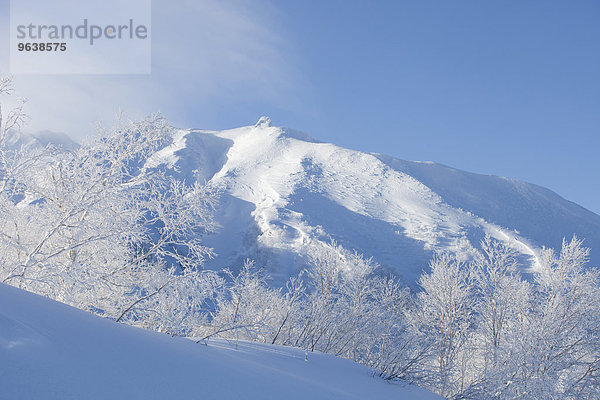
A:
0;283;438;400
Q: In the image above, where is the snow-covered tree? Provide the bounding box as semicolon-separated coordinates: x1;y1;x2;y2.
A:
407;252;476;397
205;260;288;342
0;108;219;332
507;238;600;399
0;76;28;139
464;236;532;398
362;275;423;381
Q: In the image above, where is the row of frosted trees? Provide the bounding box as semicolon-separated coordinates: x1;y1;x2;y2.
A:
201;237;600;400
1;81;598;399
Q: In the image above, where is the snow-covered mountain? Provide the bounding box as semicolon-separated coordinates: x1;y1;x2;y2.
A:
3;129;78;151
0;283;438;400
143;117;600;285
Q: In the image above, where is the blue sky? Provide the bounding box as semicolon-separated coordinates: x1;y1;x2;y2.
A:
1;0;599;213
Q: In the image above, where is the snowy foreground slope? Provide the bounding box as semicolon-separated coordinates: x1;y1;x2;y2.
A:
0;283;438;400
144;117;600;284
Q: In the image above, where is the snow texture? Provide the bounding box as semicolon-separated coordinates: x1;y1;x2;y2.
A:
142;119;599;285
0;283;439;400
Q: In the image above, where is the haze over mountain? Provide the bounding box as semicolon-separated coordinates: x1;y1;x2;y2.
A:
139;117;600;284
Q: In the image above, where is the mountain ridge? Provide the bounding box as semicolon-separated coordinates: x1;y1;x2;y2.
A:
145;119;599;284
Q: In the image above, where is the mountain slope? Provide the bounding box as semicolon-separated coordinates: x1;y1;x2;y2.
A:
375;155;600;259
144;118;599;284
0;283;438;400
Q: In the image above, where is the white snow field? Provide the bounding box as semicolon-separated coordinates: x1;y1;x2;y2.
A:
0;283;439;400
144;117;600;285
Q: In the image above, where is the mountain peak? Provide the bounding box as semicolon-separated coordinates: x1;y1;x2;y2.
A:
255;116;272;128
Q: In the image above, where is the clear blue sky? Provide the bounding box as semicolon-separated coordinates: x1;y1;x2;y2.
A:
1;0;599;213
